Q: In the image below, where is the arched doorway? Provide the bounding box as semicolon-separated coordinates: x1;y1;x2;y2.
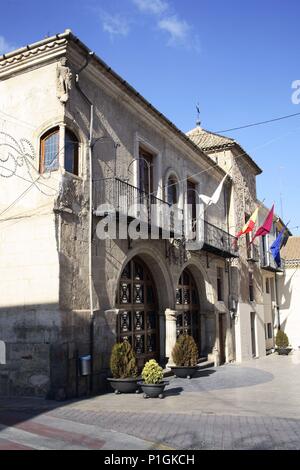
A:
117;257;159;368
176;268;200;349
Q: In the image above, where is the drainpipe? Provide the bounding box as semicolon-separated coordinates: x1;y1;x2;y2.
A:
75;51;95;393
226;180;236;361
274;271;281;330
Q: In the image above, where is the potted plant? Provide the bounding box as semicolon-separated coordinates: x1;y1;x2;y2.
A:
107;341;139;393
170;334;199;378
139;359;169;399
275;330;292;355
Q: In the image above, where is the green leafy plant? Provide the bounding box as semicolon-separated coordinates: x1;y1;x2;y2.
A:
142;359;164;384
172;334;198;367
275;330;289;349
110;341;138;379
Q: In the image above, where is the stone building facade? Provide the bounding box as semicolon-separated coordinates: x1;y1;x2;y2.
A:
0;30;267;398
186;127;267;361
256;204;289;352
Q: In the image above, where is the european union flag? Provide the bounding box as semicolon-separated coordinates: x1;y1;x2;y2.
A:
270;227;286;267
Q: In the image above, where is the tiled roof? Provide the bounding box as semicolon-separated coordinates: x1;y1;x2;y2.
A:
186;126;262;175
186;126;235;150
281;237;300;261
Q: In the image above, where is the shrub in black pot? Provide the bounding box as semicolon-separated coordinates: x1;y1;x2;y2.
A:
138;359;169;399
107;341;139;393
275;330;292;355
170;335;199;378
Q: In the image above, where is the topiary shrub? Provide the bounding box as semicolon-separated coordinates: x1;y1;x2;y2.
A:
172;334;199;367
110;341;138;379
142;359;164;384
275;330;289;349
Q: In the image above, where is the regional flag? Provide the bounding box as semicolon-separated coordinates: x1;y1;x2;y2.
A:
236;207;259;238
251;204;274;243
270;226;287;268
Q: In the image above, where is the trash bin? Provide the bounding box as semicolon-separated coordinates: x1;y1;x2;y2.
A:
79;354;91;376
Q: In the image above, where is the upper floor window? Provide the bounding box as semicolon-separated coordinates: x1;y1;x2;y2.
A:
187;180;197;220
40;127;59;173
139;147;153;193
217;267;224;301
65;129;79;176
167;175;179;205
40;127;79;176
249;272;254;301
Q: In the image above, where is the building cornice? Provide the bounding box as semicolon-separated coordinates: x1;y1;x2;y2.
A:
0;33;70;80
0;30;227;181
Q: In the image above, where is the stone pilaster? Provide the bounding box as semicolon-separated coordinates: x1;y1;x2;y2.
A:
165;309;177;367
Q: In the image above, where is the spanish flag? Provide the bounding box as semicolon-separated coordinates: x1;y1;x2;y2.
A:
236;207;259;238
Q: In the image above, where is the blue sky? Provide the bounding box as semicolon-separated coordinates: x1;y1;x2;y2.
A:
1;0;300;232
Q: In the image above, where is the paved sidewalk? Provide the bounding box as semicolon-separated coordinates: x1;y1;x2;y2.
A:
1;352;300;449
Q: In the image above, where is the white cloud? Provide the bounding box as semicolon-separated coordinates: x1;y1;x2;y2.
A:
0;36;15;55
100;12;130;38
132;0;168;15
158;15;190;44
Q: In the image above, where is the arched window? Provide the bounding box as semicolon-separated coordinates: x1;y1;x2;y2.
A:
40;127;59;173
167;175;178;205
65;129;79;176
40;127;79;175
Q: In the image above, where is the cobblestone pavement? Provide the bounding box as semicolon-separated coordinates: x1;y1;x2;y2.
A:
1;352;300;450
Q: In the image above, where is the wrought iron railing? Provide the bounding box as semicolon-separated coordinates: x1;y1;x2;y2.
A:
203;220;239;258
260;252;285;271
247;243;260;261
93;177;184;236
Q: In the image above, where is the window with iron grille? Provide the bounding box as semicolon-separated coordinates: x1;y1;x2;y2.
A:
249;272;254;301
217;267;224;301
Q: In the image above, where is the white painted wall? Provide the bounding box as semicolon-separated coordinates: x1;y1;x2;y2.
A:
235;302;266;361
0;61;63;311
278;267;300;349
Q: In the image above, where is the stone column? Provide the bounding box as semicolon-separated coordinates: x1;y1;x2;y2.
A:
165;309;177;367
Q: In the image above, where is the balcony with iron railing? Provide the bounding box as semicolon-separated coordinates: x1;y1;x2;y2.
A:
247;243;260;262
260;251;285;272
202;220;239;258
93;177;184;237
93;177;239;257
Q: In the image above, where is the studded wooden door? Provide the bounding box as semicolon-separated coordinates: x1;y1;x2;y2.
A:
117;258;159;369
176;269;200;348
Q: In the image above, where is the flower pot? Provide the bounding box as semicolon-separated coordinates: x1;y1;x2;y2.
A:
276;347;292;356
170;365;198;379
107;377;140;394
138;381;169;399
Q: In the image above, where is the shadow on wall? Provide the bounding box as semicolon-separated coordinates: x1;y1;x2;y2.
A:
278;272;293;311
0;303;117;400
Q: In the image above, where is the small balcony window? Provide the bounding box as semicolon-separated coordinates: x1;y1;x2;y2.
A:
249;272;254;301
65;129;79;176
217;267;224;301
167;176;179;205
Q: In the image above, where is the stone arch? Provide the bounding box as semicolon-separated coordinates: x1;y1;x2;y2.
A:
114;244;174;366
175;257;217;359
115;243;174;311
178;257;216;310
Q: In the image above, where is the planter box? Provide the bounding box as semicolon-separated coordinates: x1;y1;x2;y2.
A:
107;377;139;394
138;381;169;399
170;365;198;379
